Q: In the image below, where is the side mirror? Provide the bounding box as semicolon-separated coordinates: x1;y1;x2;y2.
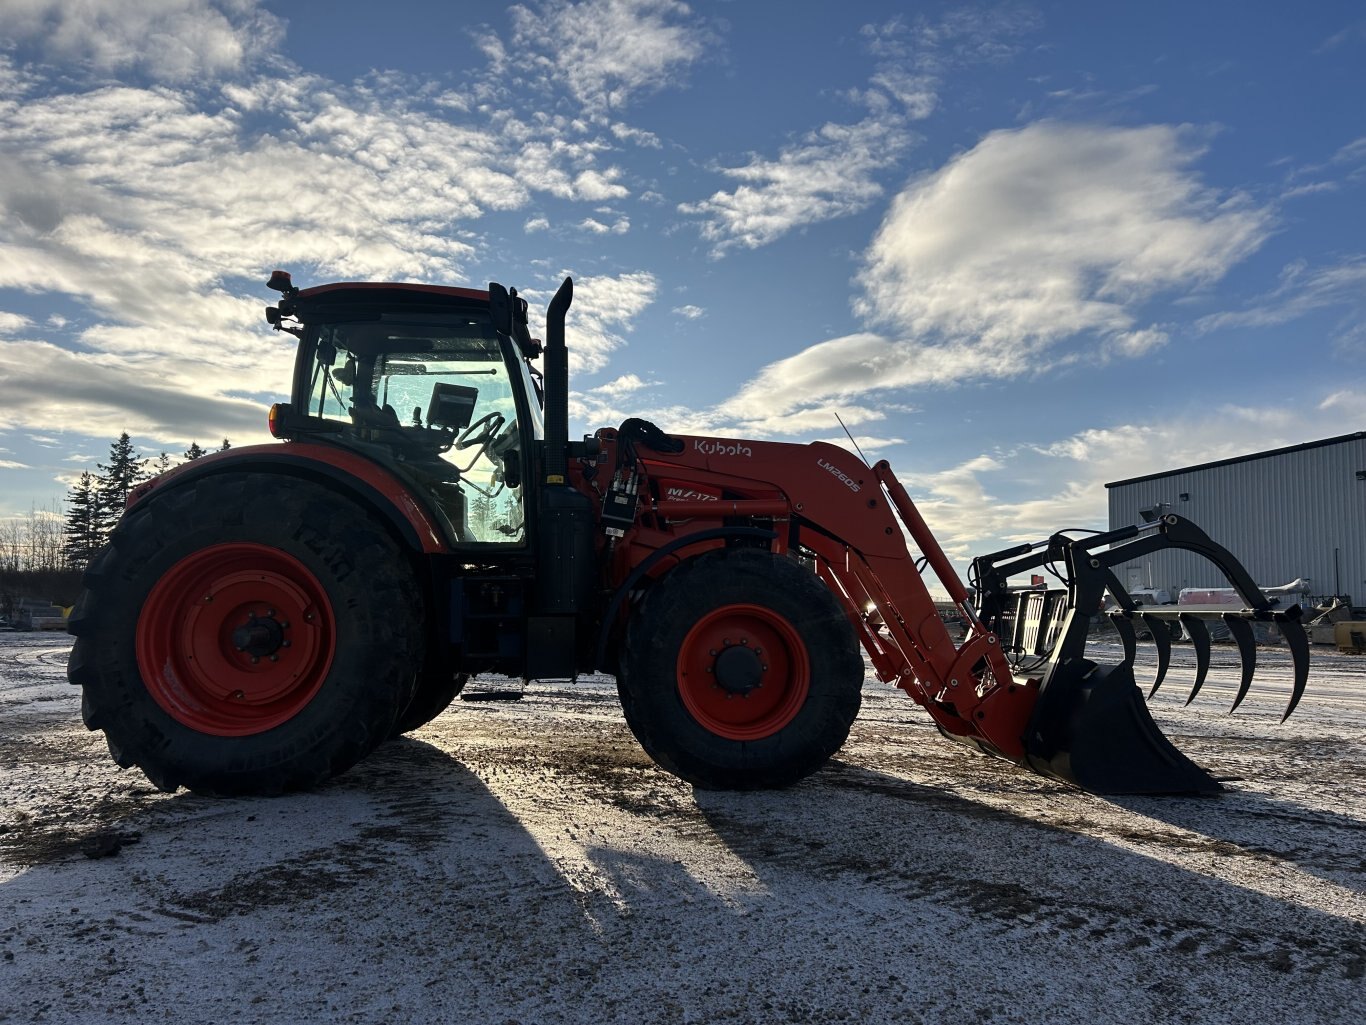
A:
489;282;541;359
488;282;513;337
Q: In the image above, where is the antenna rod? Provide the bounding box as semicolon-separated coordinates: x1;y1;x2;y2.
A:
834;412;870;465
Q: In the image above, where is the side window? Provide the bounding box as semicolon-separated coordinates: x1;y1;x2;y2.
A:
376;353;525;544
305;323;527;545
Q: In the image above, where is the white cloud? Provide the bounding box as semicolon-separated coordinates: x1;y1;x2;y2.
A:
590;373;649;397
680;116;913;254
0;312;31;334
701;124;1270;440
672;305;704;320
577;216;630;235
858;121;1273;356
551;271;658;374
730;402;890;439
678;7;1043;255
1;0;284;84
0;339;272;445
508;0;711;114
720;331;1027;430
812;434;905;456
611;121;662;148
867;68;938;120
1197;256;1366;346
697;124;1275;459
1319;388;1366;418
0;13;672;459
572;167;630;201
1105;328;1170;359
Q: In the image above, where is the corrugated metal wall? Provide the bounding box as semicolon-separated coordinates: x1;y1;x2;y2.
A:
1106;434;1366;602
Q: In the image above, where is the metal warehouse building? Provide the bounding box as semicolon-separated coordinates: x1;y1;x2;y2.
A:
1106;431;1366;604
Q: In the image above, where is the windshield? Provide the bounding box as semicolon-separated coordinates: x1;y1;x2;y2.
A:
303;312;534;545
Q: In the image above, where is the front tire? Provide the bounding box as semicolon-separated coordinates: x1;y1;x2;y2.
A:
68;472;424;795
618;548;863;789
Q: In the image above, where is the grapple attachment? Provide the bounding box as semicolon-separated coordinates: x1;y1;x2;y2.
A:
970;514;1311;794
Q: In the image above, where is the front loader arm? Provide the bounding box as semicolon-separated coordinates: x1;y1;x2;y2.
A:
598;427;1312;794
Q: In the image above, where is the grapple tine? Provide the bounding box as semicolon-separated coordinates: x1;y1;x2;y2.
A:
1139;612;1172;698
1178;614;1211;705
1222;614;1257;713
1281;618;1311;721
1110;612;1137;669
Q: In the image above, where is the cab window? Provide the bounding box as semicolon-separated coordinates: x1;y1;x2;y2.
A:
304;314;530;545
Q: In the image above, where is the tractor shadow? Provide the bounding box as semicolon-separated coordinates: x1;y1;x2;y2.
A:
1099;784;1366;893
688;759;1365;979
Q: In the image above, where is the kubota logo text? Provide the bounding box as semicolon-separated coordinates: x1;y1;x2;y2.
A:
818;459;862;493
695;439;753;458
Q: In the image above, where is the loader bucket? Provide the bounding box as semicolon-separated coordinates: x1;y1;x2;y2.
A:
1023;658;1221;794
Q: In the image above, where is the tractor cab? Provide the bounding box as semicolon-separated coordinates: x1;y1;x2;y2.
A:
266;279;544;547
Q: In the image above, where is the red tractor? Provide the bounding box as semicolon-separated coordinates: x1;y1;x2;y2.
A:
68;275;1311;796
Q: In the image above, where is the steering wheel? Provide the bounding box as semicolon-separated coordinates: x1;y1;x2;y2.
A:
454;411;506;452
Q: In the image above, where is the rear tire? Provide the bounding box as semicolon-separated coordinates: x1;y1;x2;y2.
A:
68;472;424;795
618;548;863;789
389;670;468;736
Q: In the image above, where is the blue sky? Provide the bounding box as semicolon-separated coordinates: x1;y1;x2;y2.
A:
1;0;1363;573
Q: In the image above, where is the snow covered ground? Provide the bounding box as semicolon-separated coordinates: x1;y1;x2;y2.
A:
1;631;1362;1024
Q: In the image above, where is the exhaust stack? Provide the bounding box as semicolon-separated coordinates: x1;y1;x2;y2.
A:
543;276;573;483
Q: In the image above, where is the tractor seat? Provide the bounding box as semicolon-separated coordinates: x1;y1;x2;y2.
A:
350;402;401;428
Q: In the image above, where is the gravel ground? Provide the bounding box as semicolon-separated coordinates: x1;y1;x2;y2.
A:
1;631;1363;1024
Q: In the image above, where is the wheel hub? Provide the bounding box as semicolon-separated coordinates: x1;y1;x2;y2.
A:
676;603;810;741
714;644;764;695
231;613;286;660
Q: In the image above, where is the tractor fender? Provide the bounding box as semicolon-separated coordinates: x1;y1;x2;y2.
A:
593;526;779;672
123;443;451;555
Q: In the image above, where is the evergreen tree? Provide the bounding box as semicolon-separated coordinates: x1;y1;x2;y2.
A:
183;441;206;461
62;472;103;568
219;438;232;451
154;451;172;474
95;433;148;536
470;491;494;538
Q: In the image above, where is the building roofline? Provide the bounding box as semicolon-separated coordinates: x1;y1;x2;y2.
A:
1105;430;1366;489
